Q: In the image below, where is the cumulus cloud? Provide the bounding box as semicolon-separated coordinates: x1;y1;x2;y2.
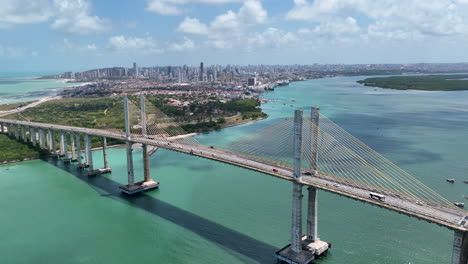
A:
108;35;163;54
53;38;99;52
177;17;209;35
0;0;52;28
176;0;268;48
286;0;468;40
51;0;111;35
169;37;196;51
146;0;244;15
0;0;111;34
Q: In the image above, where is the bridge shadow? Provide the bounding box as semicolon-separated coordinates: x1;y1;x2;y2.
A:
44;157;278;264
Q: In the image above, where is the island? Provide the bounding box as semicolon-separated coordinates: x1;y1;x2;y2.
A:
357;74;468;91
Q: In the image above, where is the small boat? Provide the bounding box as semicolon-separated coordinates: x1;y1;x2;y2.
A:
464;196;468;199
464;180;468;184
447;178;455;183
455;202;465;208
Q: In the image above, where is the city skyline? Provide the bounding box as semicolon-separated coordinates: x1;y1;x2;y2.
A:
2;0;468;71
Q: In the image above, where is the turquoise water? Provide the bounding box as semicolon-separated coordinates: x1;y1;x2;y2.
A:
1;76;468;263
0;73;71;104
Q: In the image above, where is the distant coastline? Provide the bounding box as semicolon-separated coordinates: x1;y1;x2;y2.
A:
357;74;468;91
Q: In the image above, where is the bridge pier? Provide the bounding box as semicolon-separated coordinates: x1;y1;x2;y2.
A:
7;124;11;137
0;123;3;133
59;131;65;157
88;137;112;176
30;127;36;147
453;230;468;264
50;130;57;156
84;134;93;171
22;126;27;143
63;132;71;163
76;134;85;168
119;95;159;194
39;128;45;149
70;133;76;161
276;109;330;264
15;125;19;140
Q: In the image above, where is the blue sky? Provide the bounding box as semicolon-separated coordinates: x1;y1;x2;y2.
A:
2;0;468;72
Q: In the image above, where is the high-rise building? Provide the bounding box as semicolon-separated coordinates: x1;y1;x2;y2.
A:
247;77;256;86
199;62;204;82
133;62;138;77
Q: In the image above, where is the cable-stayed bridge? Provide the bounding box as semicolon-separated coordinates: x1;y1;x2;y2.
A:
0;95;467;264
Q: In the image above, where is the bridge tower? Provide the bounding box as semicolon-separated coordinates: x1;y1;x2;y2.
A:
453;230;468;264
119;95;159;195
276;108;330;264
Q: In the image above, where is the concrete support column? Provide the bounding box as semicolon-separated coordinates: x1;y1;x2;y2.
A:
70;133;76;161
46;129;50;150
30;127;36;146
51;130;57;155
76;134;82;166
7;124;11;137
306;107;320;243
140;93;147;137
22;126;27;143
291;110;304;254
63;132;68;158
453;230;468;264
291;182;303;253
59;131;65;156
39;129;45;149
310;107;320;175
306;187;318;242
124;95;130;139
84;134;93;171
126;141;134;185
143;144;151;182
15;125;19;140
103;137;109;169
0;123;3;133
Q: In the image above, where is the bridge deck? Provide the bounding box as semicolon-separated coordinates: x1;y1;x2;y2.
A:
1;119;466;231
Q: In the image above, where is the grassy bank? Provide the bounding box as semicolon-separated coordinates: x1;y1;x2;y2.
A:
3;96;267;134
357;74;468;91
0;134;48;163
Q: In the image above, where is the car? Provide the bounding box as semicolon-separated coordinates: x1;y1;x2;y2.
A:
272;168;278;172
303;172;312;175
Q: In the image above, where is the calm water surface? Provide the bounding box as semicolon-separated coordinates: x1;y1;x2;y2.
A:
0;72;71;104
1;76;468;263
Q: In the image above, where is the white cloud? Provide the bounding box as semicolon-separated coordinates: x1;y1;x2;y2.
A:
53;38;99;53
177;17;209;35
169;37;196;51
108;35;163;54
246;27;299;50
286;0;468;40
51;0;111;35
0;0;52;28
146;0;244;15
175;0;268;49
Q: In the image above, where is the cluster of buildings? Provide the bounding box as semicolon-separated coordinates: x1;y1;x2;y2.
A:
52;62;468;88
52;62;310;88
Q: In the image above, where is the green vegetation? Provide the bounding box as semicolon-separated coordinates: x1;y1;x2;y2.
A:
0;134;48;162
357;74;468;91
3;96;266;135
6;97;125;129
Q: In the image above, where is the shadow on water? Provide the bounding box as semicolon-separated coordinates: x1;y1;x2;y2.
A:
44;157;278;264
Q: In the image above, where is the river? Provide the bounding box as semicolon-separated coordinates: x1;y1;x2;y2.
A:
1;75;468;263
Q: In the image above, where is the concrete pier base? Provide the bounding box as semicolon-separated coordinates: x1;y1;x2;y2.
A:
276;236;331;264
88;167;112;176
453;230;468;264
119;179;160;195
